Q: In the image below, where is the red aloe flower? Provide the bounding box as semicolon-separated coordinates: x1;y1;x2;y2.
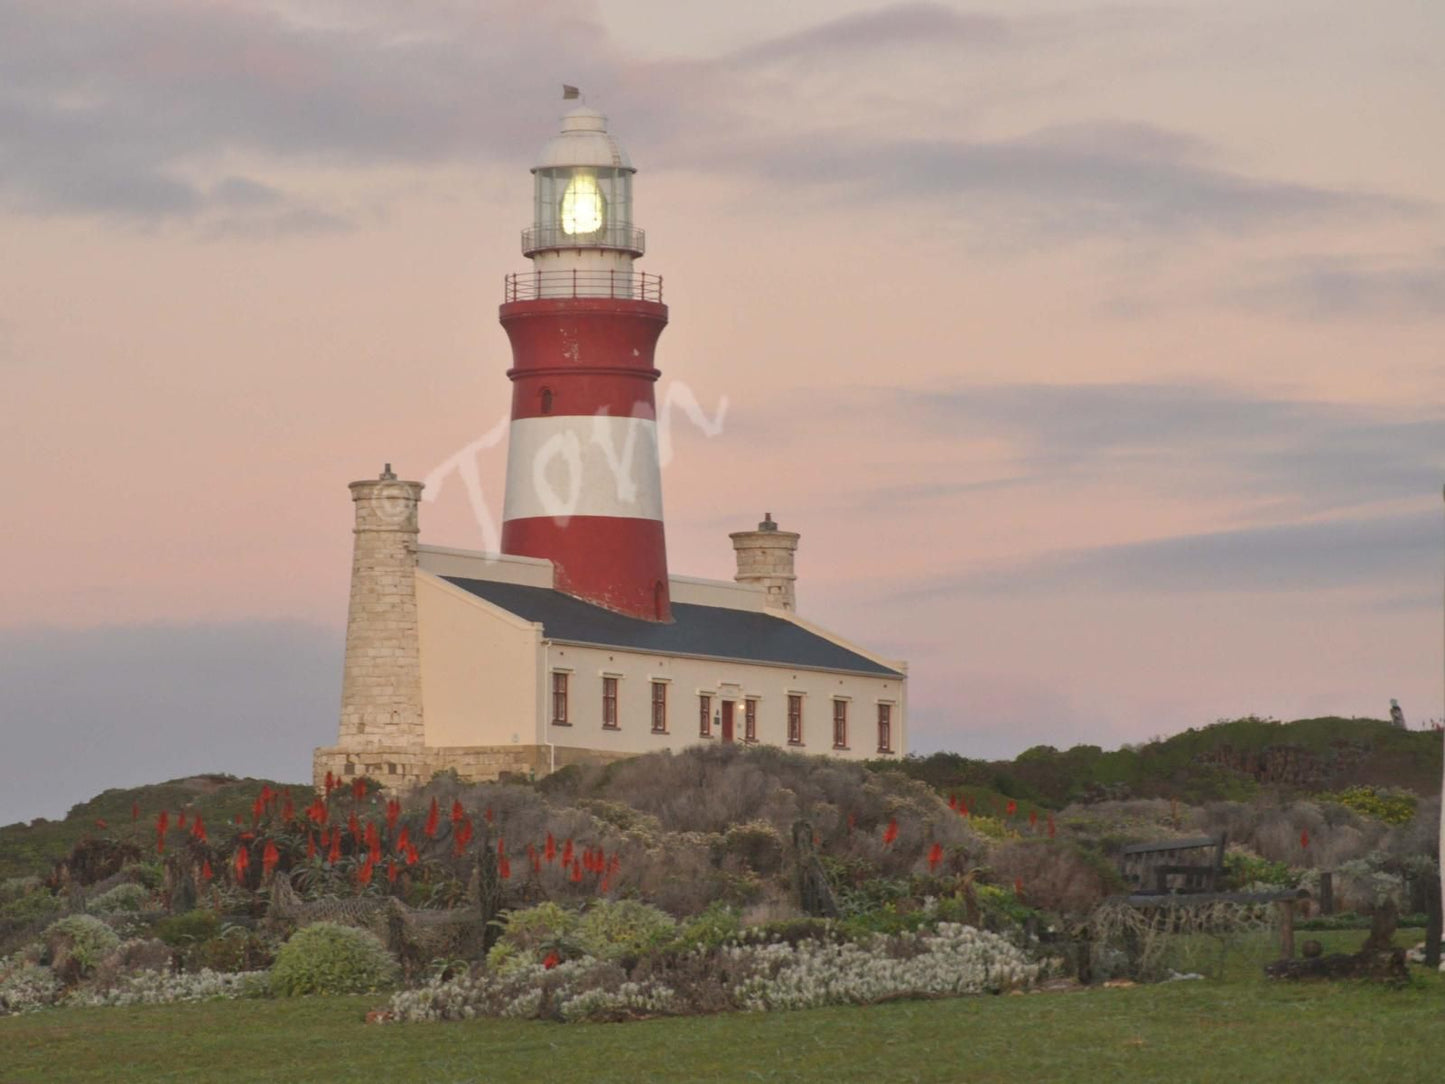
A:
262;840;280;876
157;810;169;835
234;846;250;880
453;818;473;856
882;819;898;846
570;859;582;884
497;836;506;857
528;844;540;874
600;875;611;894
562;839;574;868
396;826;411;854
131;802;139;822
192;815;206;842
352;777;366;801
450;799;465;824
949;795;959;811
425;797;440;839
281;795;294;822
544;833;556;863
357;857;374;886
95;819;108;830
201;859;213;882
928;842;943;872
543;951;559;970
364;821;379;851
387;861;399;884
405;843;419;866
485;807;494;824
348;811;361;840
327;831;342;865
499;856;511;880
1006;800;1018;817
324;770;335;795
1300;829;1310;850
1013;877;1024;899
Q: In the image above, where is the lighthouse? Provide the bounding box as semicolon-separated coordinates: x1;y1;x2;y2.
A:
498;99;672;621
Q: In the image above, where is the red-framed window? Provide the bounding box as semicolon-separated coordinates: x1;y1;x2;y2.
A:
877;703;893;753
551;671;569;725
832;700;848;749
699;694;712;737
602;677;618;729
651;682;668;733
744;698;758;742
787;695;803;745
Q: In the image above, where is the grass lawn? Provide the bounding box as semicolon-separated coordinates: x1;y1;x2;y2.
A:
2;930;1440;1084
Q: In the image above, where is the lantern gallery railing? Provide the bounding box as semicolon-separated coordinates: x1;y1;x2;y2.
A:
504;270;664;303
521;224;646;258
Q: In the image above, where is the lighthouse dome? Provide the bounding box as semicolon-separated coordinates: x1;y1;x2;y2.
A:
534;105;635;172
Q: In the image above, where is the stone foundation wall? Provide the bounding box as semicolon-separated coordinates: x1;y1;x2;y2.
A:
312;743;630;793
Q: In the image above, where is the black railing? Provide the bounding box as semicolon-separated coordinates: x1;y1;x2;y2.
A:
521;224;645;257
504;269;663;303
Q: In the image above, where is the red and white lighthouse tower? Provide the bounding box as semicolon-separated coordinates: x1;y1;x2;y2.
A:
499;100;672;621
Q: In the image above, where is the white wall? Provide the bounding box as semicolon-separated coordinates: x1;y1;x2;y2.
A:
416;572;542;748
541;641;905;760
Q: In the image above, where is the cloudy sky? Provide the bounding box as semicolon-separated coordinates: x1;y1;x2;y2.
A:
2;0;1442;826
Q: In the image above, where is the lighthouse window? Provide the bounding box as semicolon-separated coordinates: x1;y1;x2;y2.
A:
551;671;569;725
602;677;618;729
877;704;893;754
787;695;804;746
540;387;553;415
651;682;668;733
699;694;712;738
832;700;848;750
744;698;758;742
560;171;606;236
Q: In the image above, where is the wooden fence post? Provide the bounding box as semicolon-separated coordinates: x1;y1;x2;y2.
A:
1318;871;1334;916
1278;899;1296;960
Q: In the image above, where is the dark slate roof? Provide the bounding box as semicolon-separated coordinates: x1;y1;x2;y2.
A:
442;577;904;678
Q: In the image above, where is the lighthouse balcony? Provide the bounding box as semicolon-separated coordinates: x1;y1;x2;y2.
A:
522;224;646;259
505;269;663;303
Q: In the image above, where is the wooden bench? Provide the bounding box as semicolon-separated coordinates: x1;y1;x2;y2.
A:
1118;835;1227;896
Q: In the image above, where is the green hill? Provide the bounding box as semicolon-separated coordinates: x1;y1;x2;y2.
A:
0;774;308;881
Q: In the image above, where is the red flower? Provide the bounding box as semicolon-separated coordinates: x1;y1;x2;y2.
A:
562;839;574;868
882;819;898;846
453;818;473;856
157;810;169;835
450;799;465;824
281;795;294;822
570;859;583;883
405;843;419;866
234;846;250;880
156;836;165;855
543;951;559;970
948;795;958;811
1046;813;1056;839
1005;800;1018;817
928;842;943;872
201;859;213;882
327;831;342;865
1300;829;1310;850
425;797;440;839
387;861;399;884
528;844;540;874
1013;877;1024;899
485;807;494;824
262;840;280;876
544;833;556;863
499;856;511;880
364;821;380;852
131;802;139;822
251;796;265;824
324;770;335;795
192;815;207;843
352;777;366;801
348;812;360;840
357;857;374;886
396;826;411;854
1028;809;1038;828
307;833;316;860
95;819;108;830
497;836;506;857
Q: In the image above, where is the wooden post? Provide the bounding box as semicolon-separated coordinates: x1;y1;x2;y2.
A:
1278;898;1296;960
1426;872;1442;969
1319;871;1334;916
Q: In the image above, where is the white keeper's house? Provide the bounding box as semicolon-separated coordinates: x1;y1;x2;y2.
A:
313;98;907;790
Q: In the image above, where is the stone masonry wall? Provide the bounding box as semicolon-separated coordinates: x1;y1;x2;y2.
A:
313;743;630;793
730;514;800;612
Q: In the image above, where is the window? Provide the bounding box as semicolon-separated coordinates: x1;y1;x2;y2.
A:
744;699;758;742
787;695;804;745
651;681;668;733
602;677;619;729
832;700;848;749
540;387;553;414
551;671;569;725
877;704;893;753
699;694;712;737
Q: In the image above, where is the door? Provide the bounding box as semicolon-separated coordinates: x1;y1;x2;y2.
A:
720;700;735;743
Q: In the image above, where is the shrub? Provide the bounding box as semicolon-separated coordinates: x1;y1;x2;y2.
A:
87;883;149;915
1222;849;1295;890
576;900;677;962
269;922;399;996
44;915;120;979
670;903;743;955
1323;787;1417;826
155;909;220;947
0;958;62;1015
68;968;269;1007
488;902;578;969
0;888;61;925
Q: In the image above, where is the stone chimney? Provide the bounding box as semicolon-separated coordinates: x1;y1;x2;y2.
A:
337;464;426;749
730;513;800;612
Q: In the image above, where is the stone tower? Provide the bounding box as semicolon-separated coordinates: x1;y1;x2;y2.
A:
337;464;425;749
731;513;800;612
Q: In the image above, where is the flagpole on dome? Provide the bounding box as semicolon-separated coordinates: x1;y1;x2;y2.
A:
562;84;581;101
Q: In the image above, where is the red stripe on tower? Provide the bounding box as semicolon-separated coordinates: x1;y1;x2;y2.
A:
499;99;672;621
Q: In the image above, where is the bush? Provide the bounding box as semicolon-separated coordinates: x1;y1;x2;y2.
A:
269;922;399;997
155;910;220;947
87;883;149;914
1323;787;1417;826
44;915;121;979
576;900;677;962
0;958;61;1015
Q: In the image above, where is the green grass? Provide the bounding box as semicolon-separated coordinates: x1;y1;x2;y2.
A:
2;931;1440;1083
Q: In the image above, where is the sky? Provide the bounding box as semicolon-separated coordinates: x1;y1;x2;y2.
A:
2;0;1443;827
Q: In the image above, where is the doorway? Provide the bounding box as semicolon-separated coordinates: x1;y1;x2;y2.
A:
720;700;735;743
